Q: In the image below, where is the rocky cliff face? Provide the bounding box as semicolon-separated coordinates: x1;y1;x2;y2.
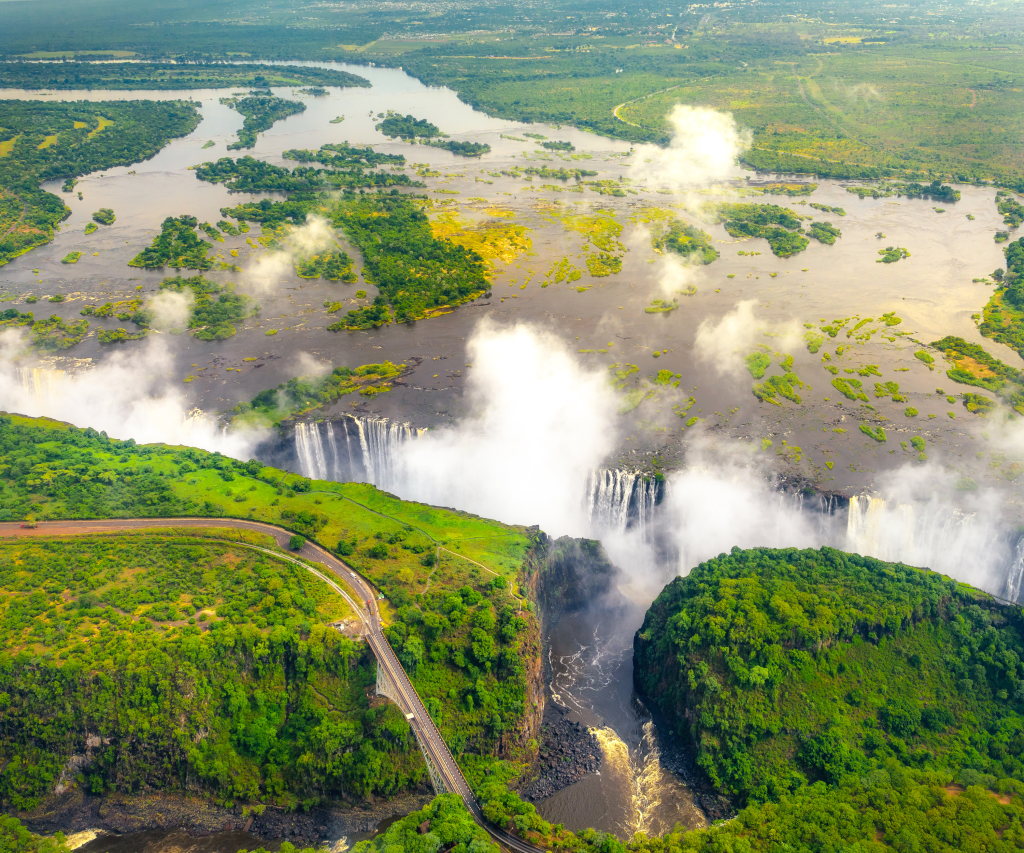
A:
511;533;619;768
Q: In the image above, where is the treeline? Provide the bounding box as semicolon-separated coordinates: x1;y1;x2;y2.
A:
0;100;200;267
283;143;406;168
0;63;369;91
193;156;421;194
376;113;442;140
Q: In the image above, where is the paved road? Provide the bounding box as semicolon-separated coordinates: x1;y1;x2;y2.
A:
0;518;544;853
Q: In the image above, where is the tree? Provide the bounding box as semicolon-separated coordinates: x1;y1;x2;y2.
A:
289;535;305;551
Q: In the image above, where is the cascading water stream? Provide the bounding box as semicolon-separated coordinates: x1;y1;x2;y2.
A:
292;415;423;488
1004;538;1024;603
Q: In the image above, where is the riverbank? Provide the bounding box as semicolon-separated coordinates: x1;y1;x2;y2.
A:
19;788;434;850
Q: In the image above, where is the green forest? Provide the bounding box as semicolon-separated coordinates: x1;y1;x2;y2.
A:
654;222;719;265
0;100;199;267
376;114;442;140
158;274;258;340
0;414;540;819
128;215;212;270
629;546;1024;850
0;64;369;91
714;203;809;258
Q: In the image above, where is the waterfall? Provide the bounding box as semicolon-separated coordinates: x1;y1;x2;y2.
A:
1005;538;1024;602
294;421;329;481
584;468;661;539
17;367;65;402
292;415;422;489
845;494;1015;595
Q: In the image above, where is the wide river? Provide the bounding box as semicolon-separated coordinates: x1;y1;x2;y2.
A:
3;60;1023;846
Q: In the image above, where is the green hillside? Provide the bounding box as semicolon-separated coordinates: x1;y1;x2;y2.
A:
631;546;1024;851
0;413;538;816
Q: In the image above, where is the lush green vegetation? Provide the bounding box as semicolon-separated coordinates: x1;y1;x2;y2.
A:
0;309;88;352
193;156;420;194
159;275;257;340
0;533;428;811
226;192;489;329
296;252;356;282
654;222;718;265
0;815;69;853
0;100;199;267
376;113;442;140
221;95;305;150
91;208;114;225
636;547;1024;805
714;203;808;258
878;246;911;264
808;221;841;245
0;413;538;810
809;203;846;216
981;237;1024;361
129;215;212;270
0;64;369;91
998;191;1024;228
425;140;491;157
352;794;498;853
229;362;406;426
932;335;1024;416
284;143;406;169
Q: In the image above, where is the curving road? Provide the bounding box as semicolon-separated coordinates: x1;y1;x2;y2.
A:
0;519;544;853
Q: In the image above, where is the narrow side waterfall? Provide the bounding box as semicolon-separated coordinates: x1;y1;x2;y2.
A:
585;469;662;539
17;367;65;403
292;415;423;489
1005;538;1024;603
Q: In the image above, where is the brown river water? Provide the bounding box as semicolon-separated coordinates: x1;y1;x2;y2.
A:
3;61;1023;847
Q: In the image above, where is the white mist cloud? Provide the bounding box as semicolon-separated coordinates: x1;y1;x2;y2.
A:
397;318;619;536
147;289;194;331
655;252;700;298
294;351;331;378
243;214;337;294
0;330;264;458
694;300;802;377
630;104;751;190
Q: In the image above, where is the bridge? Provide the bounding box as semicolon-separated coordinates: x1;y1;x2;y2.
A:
0;518;543;853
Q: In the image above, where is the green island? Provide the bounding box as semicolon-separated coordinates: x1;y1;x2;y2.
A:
877;246;911;264
633;545;1024;851
159;275;258;340
283;143;406;169
997;191;1024;228
654;222;719;265
0;64;369;91
0;308;88;351
221;95;306;151
229;361;407;426
425;140;492;157
193;156;421;194
128;215;212;271
713;203;808;258
295;251;357;282
376;113;443;140
808;221;841;245
809;203;846;216
0;100;199;267
224;192;489;328
91;208;114;225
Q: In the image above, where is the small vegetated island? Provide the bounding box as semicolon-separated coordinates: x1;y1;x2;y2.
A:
221;93;306;150
160;274;258;340
193;150;421;194
0;64;369;91
0;308;88;351
0;101;200;267
129;215;213;271
654;221;719;265
634;546;1024;850
375;112;491;156
712;203;841;257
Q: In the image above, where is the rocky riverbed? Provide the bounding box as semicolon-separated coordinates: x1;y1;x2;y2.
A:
20;788;434;851
521;703;602;802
